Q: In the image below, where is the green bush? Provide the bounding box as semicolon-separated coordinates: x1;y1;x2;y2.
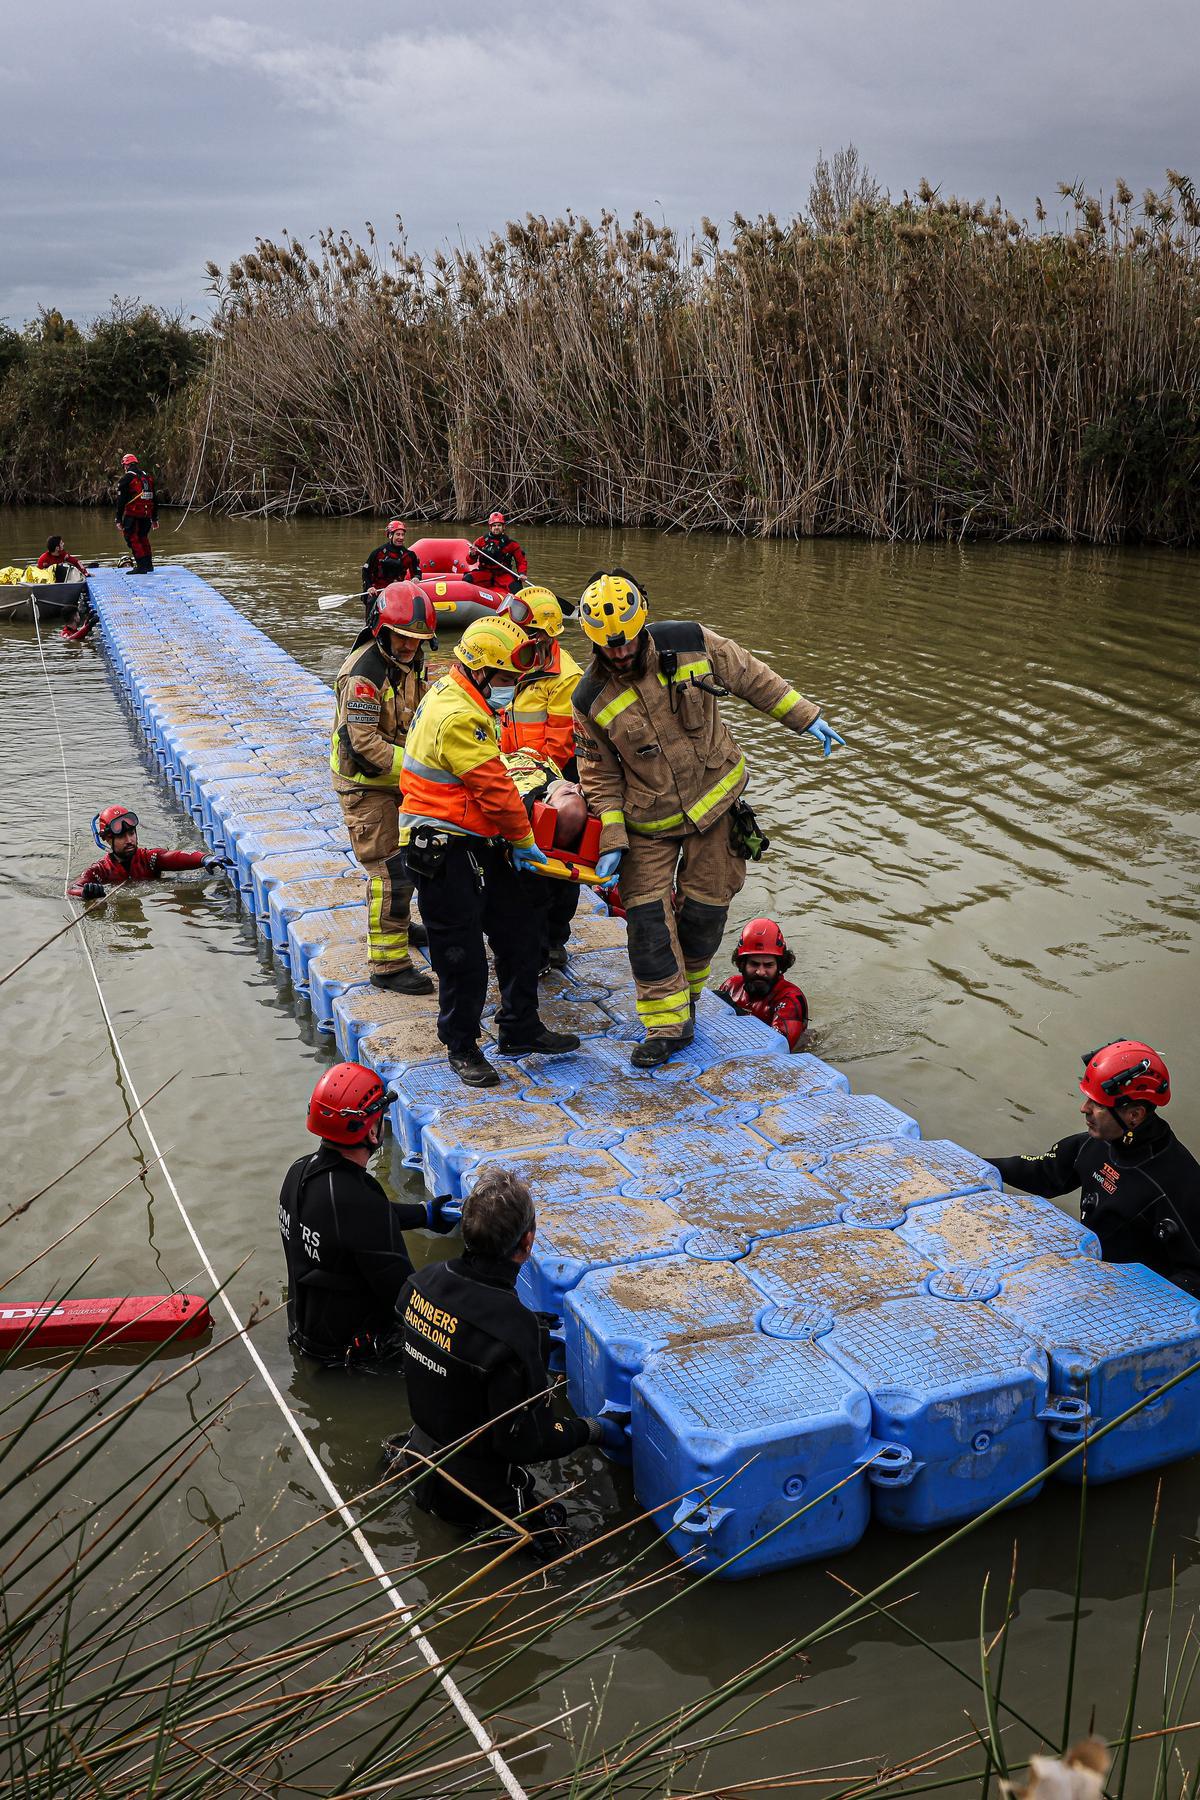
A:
0;302;204;504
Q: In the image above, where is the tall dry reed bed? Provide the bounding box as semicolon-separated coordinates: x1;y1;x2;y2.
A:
196;172;1200;542
2;167;1198;540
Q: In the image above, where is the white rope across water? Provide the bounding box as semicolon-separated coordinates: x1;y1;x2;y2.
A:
29;597;531;1800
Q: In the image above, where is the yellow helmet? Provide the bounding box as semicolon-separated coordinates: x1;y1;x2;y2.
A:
504;586;563;638
577;570;648;648
454;615;538;677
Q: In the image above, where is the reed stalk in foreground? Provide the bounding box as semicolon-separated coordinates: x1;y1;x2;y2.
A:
6;1257;1200;1799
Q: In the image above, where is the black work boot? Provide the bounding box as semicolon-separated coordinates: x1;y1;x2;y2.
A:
547;943;569;971
408;920;428;947
371;964;434;995
631;1036;684;1069
680;999;696;1045
448;1046;501;1088
497;1027;581;1056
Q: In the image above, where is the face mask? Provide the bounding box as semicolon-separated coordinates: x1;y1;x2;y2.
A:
486;683;516;711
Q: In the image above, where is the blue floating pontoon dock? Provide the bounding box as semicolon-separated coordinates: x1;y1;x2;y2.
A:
88;567;1200;1578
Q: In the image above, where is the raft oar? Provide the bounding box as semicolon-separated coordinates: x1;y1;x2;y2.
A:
316;590;363;612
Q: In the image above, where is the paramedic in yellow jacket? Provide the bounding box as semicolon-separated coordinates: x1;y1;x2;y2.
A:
572;570;844;1068
499;586;584;970
398;616;582;1089
330;582;435;995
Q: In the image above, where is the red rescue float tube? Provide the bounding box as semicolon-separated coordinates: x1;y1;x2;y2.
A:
409;537;510;627
0;1294;212;1351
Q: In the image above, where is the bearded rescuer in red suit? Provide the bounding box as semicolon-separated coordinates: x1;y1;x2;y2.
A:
716;917;809;1049
69;805;227;899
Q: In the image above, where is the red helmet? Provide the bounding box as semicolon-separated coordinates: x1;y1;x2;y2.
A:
121;453;139;467
387;519;406;534
734;917;795;974
372;581;437;641
488;511;506;528
1080;1040;1170;1109
93;804;138;846
306;1062;389;1145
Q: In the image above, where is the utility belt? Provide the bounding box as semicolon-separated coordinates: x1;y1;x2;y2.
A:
405;825;453;879
405;825;491;889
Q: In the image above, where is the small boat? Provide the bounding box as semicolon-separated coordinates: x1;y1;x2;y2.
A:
409;537;510;626
0;578;90;624
0;1293;212;1351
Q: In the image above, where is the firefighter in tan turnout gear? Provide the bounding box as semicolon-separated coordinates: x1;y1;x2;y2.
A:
330;582;436;994
572;570;844;1068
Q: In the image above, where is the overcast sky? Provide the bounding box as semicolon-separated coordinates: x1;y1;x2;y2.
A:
2;0;1196;328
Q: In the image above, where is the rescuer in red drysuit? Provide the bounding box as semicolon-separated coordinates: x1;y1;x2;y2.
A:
465;511;527;593
361;521;422;623
716;917;809;1050
37;537;88;581
69;805;226;899
115;453;158;572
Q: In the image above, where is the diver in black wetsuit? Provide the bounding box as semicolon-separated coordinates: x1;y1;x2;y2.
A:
278;1062;455;1366
388;1167;624;1550
988;1038;1200;1296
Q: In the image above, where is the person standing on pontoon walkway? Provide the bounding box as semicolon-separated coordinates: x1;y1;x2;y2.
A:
571;569;843;1068
331;581;437;995
114;452;157;572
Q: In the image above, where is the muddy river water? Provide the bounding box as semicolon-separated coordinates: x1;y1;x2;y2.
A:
3;505;1198;1790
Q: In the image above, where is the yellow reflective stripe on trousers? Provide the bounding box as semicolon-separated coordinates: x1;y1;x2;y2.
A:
686;965;710;996
368;876;408;967
770;687;804;721
687;755;746;826
595;688;638;729
636;990;691;1026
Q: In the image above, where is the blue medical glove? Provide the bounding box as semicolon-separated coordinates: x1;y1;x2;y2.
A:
511;842;550;875
589;1412;631;1454
804;718;845;757
424;1195;460;1234
594;849;623;890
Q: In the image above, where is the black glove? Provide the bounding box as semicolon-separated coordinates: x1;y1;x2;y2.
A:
202;854;231;873
588;1413;631;1454
423;1195;461;1234
80;882;105;901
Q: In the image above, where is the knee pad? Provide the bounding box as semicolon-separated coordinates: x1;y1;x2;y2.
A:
625;901;679;984
677;896;728;964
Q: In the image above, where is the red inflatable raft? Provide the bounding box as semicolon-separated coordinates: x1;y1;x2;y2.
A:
409;536;510;627
0;1293;212;1351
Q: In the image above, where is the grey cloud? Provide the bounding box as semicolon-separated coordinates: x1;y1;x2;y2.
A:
2;0;1196;325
